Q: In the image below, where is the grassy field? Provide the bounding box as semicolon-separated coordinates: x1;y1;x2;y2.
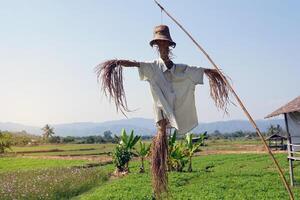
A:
0;157;91;173
75;154;300;200
1;141;299;200
0;156;112;200
9;143;115;156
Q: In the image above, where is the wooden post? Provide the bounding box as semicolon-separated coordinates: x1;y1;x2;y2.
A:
285;113;294;186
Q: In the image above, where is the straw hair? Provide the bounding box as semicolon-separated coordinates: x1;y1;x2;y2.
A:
204;69;231;113
151;119;168;199
95;59;130;116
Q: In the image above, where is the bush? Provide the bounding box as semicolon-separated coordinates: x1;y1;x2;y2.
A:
0;131;12;154
113;145;131;172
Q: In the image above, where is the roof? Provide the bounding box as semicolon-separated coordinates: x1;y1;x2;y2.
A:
265;96;300;118
265;134;287;140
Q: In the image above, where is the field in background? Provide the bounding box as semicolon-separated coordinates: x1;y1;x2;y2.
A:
8;139;264;157
1;139;298;200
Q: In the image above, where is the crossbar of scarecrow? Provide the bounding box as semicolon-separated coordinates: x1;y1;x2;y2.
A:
153;1;294;199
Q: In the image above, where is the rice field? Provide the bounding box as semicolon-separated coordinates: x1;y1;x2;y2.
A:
1;141;300;200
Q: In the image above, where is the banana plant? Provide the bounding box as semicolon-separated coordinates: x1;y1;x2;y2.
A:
169;143;188;172
185;132;205;172
135;140;151;173
119;129;141;171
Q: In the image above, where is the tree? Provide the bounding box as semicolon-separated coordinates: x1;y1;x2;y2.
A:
135;140;151;173
0;131;13;154
185;132;204;172
63;136;75;143
103;130;113;142
267;124;283;136
48;136;61;144
42;124;55;141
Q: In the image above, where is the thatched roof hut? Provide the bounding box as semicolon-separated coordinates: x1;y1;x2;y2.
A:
265;96;300;186
265;96;300;118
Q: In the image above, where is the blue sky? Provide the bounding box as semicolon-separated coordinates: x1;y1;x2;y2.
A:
0;0;299;126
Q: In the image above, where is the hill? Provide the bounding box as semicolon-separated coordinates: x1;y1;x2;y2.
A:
0;118;285;137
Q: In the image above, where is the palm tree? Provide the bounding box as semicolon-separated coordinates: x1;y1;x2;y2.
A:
185;132;205;172
136;140;151;173
119;129;141;171
42;124;55;141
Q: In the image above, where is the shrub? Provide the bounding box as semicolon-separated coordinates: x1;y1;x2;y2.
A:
113;145;131;172
0;131;12;154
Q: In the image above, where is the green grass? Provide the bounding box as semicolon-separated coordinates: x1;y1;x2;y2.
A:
76;153;300;200
0;157;90;172
0;156;112;200
0;166;110;200
10;143;115;156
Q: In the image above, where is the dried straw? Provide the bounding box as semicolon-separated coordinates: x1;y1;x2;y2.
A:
204;69;231;113
95;59;130;116
151;119;168;199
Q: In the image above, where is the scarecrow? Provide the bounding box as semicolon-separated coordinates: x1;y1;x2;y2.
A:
96;24;230;199
96;1;294;199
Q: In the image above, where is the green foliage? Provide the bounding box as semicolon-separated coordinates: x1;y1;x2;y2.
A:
63;136;76;143
185;132;205;172
103;130;113;141
136;140;151;158
169;143;188;172
168;130;188;172
0;131;13;154
113;145;131;172
48;136;61;144
119;129;141;150
112;129;141;172
135;140;151;173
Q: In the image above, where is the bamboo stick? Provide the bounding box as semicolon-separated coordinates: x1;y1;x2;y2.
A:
153;1;294;199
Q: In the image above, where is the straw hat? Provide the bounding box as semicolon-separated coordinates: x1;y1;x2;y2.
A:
149;25;176;48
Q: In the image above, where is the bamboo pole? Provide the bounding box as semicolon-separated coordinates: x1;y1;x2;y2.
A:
153;1;294;199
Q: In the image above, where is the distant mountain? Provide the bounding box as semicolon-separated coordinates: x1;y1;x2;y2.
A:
0;122;41;134
0;118;285;137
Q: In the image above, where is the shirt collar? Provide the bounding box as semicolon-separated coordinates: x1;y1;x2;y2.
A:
158;58;175;73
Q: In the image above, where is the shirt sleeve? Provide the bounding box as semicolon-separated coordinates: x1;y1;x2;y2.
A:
186;65;205;85
138;61;154;81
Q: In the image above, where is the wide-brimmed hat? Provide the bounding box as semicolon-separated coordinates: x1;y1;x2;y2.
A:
149;25;176;48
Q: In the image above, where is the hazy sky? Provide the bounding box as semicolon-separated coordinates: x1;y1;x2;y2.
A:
0;0;299;126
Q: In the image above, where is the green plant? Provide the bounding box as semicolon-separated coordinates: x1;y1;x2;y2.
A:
0;131;12;154
119;129;141;151
185;132;205;172
113;129;141;172
169;143;188;172
167;130;188;172
135;140;151;173
120;129;140;171
113;145;131;172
